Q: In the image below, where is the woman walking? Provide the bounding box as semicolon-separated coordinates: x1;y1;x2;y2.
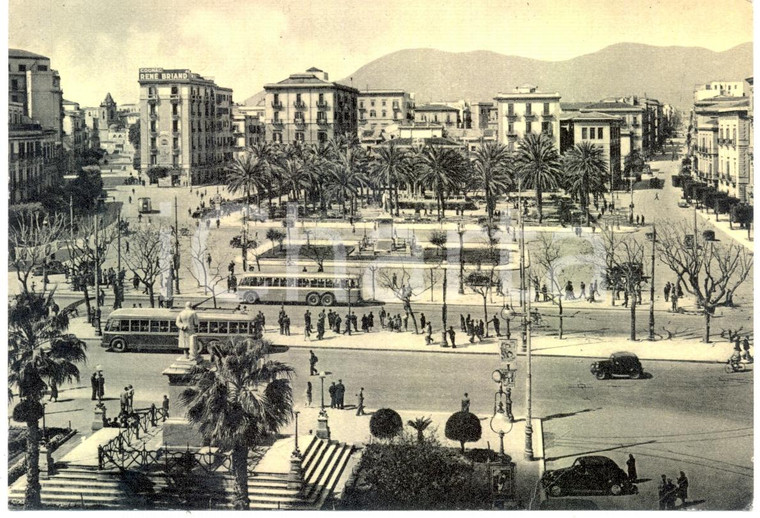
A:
305;381;313;407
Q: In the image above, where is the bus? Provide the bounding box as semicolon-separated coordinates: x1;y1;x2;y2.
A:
236;272;362;306
101;308;259;353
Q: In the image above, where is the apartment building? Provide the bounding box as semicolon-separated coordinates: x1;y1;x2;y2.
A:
358;90;414;128
580;101;644;163
694;80;748;102
232;104;265;157
138;67;234;185
9;49;64;144
263;67;358;146
62;100;87;155
560;112;623;189
494;85;561;150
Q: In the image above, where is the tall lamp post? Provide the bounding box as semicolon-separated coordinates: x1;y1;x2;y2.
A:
647;224;657;341
441;259;448;346
316;371;331;440
457;223;465;294
174;196;180;294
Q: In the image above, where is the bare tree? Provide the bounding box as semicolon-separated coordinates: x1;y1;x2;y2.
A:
377;267;433;334
657;222;753;342
464;269;495;336
187;231;232;308
66;216;118;317
530;233;566;339
123;227;170;307
10;212;67;295
301;244;331;272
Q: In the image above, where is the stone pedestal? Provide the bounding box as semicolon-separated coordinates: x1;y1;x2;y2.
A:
91;404;107;431
316;411;331;440
161;356;204;448
286;453;304;491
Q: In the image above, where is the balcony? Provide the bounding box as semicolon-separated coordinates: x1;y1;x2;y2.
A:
271;101;283;110
172;113;180;120
541;112;554;120
150;148;158;154
507;131;518;139
294;119;306;127
316;100;328;109
270;119;284;126
294;100;307;110
358;106;367;112
523;112;536;121
506;113;518;121
173;148;180;155
317;118;329;126
170;95;181;104
149;113;158;121
631;122;640;128
147;95;158;104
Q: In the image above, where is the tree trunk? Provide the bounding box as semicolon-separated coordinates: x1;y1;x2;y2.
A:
394;184;400;217
417;430;424;444
536;186;543;223
404;301;419;334
24;418;41;509
558;297;564;339
148;284;155;307
704;308;711;343
231;444;250;510
482;295;489;337
630;292;637;341
82;284;93;320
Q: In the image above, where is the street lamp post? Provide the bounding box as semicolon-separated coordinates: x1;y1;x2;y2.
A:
93;213;102;337
174;196;180;294
441;259;448;347
317;371;331;440
292;411;300;456
457;223;465;294
648;224;657;341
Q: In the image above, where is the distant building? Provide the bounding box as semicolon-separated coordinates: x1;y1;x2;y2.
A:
414;100;470;129
9;121;59;203
119;103;141;127
138;67;234;185
694;80;749;102
560;112;623;189
8;48;64;144
358;90;415;128
579;101;644;163
232;104;265;157
263;67;358;146
62;100;87;155
494;85;561;150
471;102;497;131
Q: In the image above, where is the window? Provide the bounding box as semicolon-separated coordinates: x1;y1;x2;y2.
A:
295;132;304;142
11;79;17;90
632;116;638;126
273;132;282;143
139;320;149;332
295;111;304;122
239;322;249;334
319;93;324;103
359;101;364;108
18;64;26;72
371;100;375;107
382;100;386;106
229;322;239;334
598;127;604;139
273;93;279;104
150;120;156;132
590;128;596;139
543;103;550;115
38;65;47;71
370;110;376;117
507;103;514;115
171;86;178;95
507;122;514;134
172;120;179;132
198;321;209;333
525;103;532;115
525;121;532;134
173;138;179;149
296;93;302;104
318;132;327;143
541;121;551;134
581;127;587;139
382;110;387;118
273;112;280;123
150;320;161;333
150;137;156;149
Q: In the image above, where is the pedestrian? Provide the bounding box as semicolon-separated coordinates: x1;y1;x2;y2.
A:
676;282;684;299
420;313;426;332
664;282;671;302
676;471;688;506
461;392;470;413
448;326;456;349
636;215;640;225
579;281;586;300
541;284;549;302
284;315;291;336
626;454;637;481
368;311;374;330
460;314;466;332
97;371;105;402
328;382;337;408
162;394;170;418
128;195;132;204
641;215;645;225
665;478;677;509
658;475;668;510
334;314;342;334
356;387;366;416
120;386;130;414
671;290;678;312
742;336;753;362
158;294;165;308
336;379;346;409
425;321;433;345
379;308;386;328
127;384;134;412
491;315;500;337
403;314;409;331
533;277;540;302
309;350;319;376
305;381;313;407
98;288;106;306
48;380;58;402
655;192;660;200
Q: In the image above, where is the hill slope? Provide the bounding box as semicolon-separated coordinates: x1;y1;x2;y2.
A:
245;42;752;110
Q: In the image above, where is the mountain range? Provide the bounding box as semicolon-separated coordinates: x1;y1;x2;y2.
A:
246;42;752;111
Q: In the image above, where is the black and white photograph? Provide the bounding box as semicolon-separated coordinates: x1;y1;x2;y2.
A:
4;0;755;511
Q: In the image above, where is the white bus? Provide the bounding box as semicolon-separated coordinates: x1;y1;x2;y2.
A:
236;272;362;306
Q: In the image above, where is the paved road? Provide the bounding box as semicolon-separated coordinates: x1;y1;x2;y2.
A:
37;336;752;511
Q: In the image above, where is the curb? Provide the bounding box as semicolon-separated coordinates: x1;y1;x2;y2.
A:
534;418;547;508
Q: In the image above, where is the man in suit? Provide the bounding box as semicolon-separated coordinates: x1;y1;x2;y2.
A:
336;380;346;409
328;382;337;408
91;371;99;401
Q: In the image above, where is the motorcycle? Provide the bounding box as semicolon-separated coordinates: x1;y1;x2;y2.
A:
724;359;746;373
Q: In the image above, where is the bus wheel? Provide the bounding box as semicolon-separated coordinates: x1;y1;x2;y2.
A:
244;291;259;304
320;293;336;306
111;338;127;352
306;292;321;306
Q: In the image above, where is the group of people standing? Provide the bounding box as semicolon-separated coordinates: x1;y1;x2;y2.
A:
663;281;684;312
658;472;689;510
278;308;292;335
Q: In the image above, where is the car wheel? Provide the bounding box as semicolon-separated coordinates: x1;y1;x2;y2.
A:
244;291;259;304
549;485;562;497
630;369;642;379
320;292;336;307
306;292;321;306
609;483;622;496
111;338;127;353
595;371;609;380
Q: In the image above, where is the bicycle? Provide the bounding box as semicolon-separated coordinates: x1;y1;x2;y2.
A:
724;360;746;373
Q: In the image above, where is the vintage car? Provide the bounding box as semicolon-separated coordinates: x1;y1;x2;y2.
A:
590;351;644;380
541;456;636;497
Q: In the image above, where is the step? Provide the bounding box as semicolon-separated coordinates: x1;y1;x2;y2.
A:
304;443;347;502
303;441;337;482
314;445;353;507
300;438;325;475
247;480;297;491
299;435;320;464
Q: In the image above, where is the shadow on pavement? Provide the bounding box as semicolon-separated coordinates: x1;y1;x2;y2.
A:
542;407;601;422
545;439;657;462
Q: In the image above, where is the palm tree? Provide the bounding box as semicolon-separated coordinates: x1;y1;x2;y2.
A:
563;142;608;224
180;338;293;509
514;133;562;224
472;141;514;225
327;144;368;218
407;416;433;444
302;144;333;215
226;153;266;209
417;145;467;220
9;291;87;509
276;157;308;203
247;142;278;210
371;142;411;216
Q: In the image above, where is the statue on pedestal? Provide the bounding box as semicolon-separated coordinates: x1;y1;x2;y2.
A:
176;302;200;362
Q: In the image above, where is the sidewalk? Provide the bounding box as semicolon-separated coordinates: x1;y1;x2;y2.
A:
694;206;753;251
269;325;739;363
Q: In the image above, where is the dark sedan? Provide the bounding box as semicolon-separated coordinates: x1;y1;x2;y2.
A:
541;456;636;497
590;351;645;380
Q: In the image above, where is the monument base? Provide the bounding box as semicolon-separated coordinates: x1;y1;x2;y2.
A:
161;417;205;448
161;356;206;448
91;405;107;431
316;412;331;440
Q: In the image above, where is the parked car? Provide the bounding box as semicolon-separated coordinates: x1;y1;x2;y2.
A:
590;352;645;380
32;260;68;276
677;200;690;208
541;456;636;497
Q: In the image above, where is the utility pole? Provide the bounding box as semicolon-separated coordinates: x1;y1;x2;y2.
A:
441;260;448;346
94;213;102;336
174;196;181;295
648;224;656;341
457;223;465;294
524;261;534;460
117;211;122;273
69;195;74;243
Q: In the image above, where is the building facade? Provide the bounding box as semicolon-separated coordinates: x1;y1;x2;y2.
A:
694;80;748;102
62;100;87;154
9;122;59;203
138;68;234;185
580;101;644;164
9;49;64;144
494;85;561;150
263;67;358;146
560;112;622;190
232;104;265;157
358;90;414;128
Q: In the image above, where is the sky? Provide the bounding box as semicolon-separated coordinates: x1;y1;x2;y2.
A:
7;0;754;107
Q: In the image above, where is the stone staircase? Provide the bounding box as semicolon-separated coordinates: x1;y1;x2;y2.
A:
8;435;356;510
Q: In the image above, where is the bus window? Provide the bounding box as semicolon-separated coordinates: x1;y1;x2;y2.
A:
297;278;307;288
349;279;357;288
106;319;120;332
150;320;161;333
287;278;296;288
239;322;249;334
317;279;326;288
229;322;239;334
253;277;262;287
310;278;318;287
170;321;179;333
139;320;149;332
325;279;334;288
210;321;219;333
159;321;169;333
